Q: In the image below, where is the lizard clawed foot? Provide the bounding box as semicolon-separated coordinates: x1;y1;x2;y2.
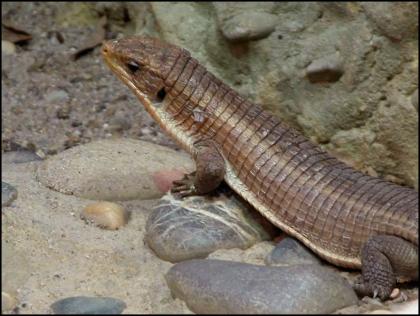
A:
353;275;393;301
171;172;197;198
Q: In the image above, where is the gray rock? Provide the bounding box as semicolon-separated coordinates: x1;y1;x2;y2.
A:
36;139;194;201
218;11;278;42
2;182;18;207
2;150;43;164
165;259;358;314
265;237;321;266
146;192;276;262
50;296;126;314
306;52;344;83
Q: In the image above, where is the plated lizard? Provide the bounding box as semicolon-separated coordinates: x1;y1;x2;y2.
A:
102;36;418;300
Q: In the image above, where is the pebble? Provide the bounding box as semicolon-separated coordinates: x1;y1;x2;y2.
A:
50;296;127;314
81;201;128;230
165;259;358;314
145;191;275;262
2;291;17;313
45;89;69;102
265;237;322;266
36;139;194;201
2;40;16;55
2;181;18;207
306;52;344;83
219;12;278;42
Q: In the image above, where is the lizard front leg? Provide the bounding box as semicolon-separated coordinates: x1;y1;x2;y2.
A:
354;235;418;300
171;139;225;197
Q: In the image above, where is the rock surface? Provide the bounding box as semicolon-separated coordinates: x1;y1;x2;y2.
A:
165;259;359;314
146;192;276;262
36;139;194;201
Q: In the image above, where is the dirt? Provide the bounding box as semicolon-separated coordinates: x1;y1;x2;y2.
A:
1;2;178;157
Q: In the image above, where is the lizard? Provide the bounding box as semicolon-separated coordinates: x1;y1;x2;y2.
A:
101;36;418;301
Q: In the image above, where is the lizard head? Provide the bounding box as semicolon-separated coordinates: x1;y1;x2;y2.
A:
102;36;187;112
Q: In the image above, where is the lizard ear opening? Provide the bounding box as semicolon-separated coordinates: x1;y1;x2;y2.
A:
156;87;166;102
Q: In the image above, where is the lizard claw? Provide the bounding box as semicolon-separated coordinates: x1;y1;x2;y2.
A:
171;172;197;198
373;289;378;299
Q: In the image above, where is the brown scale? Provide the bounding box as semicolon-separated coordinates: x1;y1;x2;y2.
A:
212;95;246;144
192;86;230;138
227;106;269;170
206;90;240;140
225;105;266;162
220;100;254;154
238;115;281;185
217;98;248;148
167;58;200;120
176;68;212;131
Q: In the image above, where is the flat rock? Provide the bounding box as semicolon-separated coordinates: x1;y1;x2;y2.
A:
2;181;18;207
265;237;322;266
36;139;194;201
50;296;126;314
306;52;344;83
145;191;276;262
165;259;358;314
219;11;278;42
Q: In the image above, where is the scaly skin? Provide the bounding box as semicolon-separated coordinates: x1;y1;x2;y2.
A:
102;36;418;300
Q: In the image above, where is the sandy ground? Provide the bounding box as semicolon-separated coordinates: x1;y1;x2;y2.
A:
2;156;191;314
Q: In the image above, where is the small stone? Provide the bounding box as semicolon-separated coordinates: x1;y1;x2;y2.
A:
81;202;128;230
306;52;344;83
45;89;69;102
165;259;358;314
220;12;278;42
265;237;321;266
390;287;400;299
50;296;126;314
2;40;16;55
2;182;18;207
2;291;17;313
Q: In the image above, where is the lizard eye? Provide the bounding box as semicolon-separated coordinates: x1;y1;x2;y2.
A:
126;60;141;73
